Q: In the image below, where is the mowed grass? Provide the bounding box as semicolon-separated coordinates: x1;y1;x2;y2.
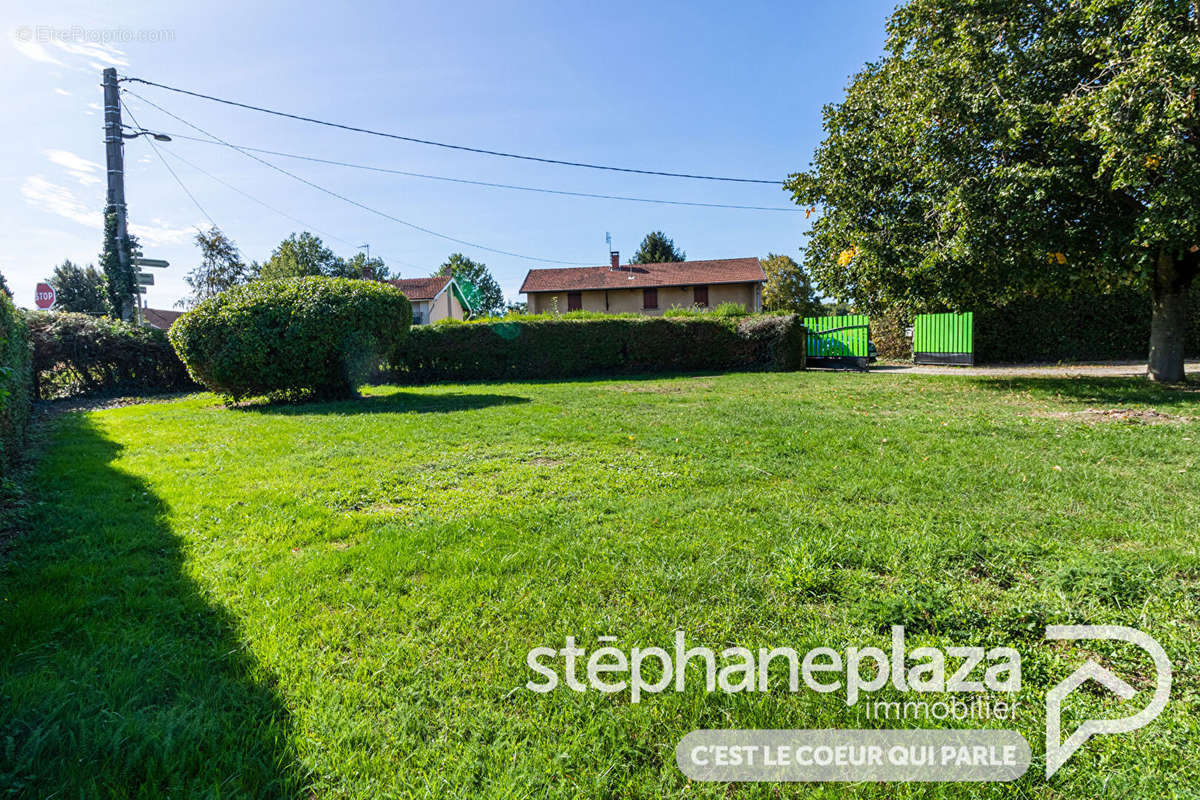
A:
2;371;1198;799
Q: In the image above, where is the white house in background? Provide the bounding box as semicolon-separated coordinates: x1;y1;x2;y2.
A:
387;275;472;324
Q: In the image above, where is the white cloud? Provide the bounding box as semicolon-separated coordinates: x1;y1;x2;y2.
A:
21;174;197;249
44;149;101;173
11;37;64;65
54;87;72;96
44;149;104;187
87;102;101;110
51;39;129;67
129;218;197;247
21;176;100;228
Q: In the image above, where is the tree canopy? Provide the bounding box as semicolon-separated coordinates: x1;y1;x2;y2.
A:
631;231;686;264
761;253;823;316
258;232;346;280
48;260;108;314
183;228;247;307
436;253;504;316
787;0;1200;381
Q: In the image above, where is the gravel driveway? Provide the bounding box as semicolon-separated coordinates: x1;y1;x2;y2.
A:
869;360;1200;378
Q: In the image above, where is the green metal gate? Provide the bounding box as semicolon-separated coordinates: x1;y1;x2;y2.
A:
803;315;871;370
913;312;973;366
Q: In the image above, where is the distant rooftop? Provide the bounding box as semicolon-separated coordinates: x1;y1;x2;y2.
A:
387;275;450;301
520;258;764;294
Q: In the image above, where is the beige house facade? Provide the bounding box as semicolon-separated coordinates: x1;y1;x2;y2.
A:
388;276;470;324
521;255;764;317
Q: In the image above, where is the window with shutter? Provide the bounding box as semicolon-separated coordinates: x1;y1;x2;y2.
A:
694;286;708;307
567;292;582;311
643;288;658;309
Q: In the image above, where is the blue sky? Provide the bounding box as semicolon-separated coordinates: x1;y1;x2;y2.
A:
3;0;895;309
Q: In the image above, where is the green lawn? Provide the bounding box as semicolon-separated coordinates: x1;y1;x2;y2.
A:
2;372;1198;798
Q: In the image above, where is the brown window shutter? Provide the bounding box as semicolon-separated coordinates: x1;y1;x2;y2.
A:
694;286;708;307
643;288;658;309
567;291;582;311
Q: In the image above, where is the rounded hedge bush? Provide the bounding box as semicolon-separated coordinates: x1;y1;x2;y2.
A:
169;277;412;401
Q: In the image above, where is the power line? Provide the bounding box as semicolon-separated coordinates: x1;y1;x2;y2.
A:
122;99;217;228
155;145;425;272
157;131;801;212
125;90;595;265
120;75;783;185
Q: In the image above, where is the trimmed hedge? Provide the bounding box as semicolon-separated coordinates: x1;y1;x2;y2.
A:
28;312;194;400
391;314;806;383
170;277;412;401
871;290;1200;363
974;290;1200;364
0;293;32;475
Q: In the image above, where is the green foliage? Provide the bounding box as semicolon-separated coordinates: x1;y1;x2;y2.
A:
973;289;1200;363
27;312;194;399
99;208;139;320
392;314;805;382
184;227;248;307
0;292;32;475
257;232;346;280
435;253;504;316
630;231;685;264
47;260;108;314
786;0;1200;376
0;270;12;298
761;253;822;315
169;277;412;402
711;302;748;317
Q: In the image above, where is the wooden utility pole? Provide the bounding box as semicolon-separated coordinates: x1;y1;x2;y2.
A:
102;67;136;322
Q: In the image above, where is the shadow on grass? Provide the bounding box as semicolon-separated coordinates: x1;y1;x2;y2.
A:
236;390;531;416
969;376;1200;407
0;414;304;798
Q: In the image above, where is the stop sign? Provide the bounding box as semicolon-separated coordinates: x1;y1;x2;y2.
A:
34;282;56;310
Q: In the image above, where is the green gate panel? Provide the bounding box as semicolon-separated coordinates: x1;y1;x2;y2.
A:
913;312;973;365
803;314;870;359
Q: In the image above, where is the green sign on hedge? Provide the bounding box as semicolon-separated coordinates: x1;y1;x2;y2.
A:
913;312;973;366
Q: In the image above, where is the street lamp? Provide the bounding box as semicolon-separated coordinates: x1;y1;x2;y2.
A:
122;128;172;142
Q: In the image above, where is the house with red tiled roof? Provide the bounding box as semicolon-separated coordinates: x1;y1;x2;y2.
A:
520;253;764;316
142;307;183;330
388;275;471;324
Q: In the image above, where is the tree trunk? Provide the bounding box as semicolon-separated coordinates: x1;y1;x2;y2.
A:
1148;250;1195;383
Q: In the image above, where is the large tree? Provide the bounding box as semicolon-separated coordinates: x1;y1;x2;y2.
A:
436;253;504;316
258;232;346;280
631;231;686;264
761;253;822;316
183;227;247;307
47;260;107;314
787;0;1200;381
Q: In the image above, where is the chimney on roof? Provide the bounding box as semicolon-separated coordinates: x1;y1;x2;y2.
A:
610;250;620;270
